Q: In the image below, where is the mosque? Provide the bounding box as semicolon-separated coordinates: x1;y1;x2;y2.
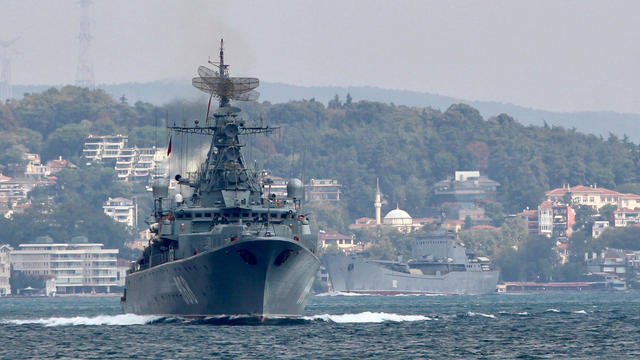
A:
349;179;434;232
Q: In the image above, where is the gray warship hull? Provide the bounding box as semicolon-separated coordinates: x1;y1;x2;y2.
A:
124;238;319;316
324;254;499;295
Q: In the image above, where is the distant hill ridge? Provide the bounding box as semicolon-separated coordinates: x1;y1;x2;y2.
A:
12;81;640;143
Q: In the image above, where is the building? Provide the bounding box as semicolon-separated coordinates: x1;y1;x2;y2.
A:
262;175;289;198
0;244;12;295
533;201;575;239
10;240;119;294
318;231;360;252
103;197;136;228
126;229;152;251
114;147;167;182
585;249;627;278
82;134;128;161
517;209;539;234
612;209;640;227
0;178;36;216
116;258;133;287
348;217;377;230
592;220;610;238
545;184;640;210
305;179;342;202
434;171;500;205
23;154;76;179
349;179;432;232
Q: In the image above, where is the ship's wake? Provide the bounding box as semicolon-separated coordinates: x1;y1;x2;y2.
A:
304;311;433;323
2;314;163;327
3;312;436;327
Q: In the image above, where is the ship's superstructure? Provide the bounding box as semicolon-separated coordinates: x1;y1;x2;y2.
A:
123;40;320;317
324;229;499;295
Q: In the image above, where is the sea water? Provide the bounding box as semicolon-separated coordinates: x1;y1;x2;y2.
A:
1;292;639;359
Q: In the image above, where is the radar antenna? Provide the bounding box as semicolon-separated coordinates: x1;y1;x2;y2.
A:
192;39;260;108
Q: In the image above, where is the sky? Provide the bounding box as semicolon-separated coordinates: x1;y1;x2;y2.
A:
1;0;639;113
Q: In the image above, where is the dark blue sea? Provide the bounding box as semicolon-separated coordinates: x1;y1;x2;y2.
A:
1;292;640;359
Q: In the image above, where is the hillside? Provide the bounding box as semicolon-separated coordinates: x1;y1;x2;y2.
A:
12;82;640;142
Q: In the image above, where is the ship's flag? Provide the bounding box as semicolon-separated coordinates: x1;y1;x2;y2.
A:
167;135;172;156
206;93;213;125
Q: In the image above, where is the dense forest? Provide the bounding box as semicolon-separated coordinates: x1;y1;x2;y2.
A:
2;86;640;268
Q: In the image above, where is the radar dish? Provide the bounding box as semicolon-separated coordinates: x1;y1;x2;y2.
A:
192;76;260;101
198;65;218;78
231;90;260;101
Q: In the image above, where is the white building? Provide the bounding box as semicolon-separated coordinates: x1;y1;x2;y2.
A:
103;197;136;228
10;242;119;294
382;207;424;233
305;179;342;201
592;220;610;238
0;245;12;295
82;134;128;161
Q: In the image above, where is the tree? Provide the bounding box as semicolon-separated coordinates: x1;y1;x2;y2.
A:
464;215;472;229
328;94;342;109
598;204;617;222
42;123;90;161
573;205;597;232
483;201;505;227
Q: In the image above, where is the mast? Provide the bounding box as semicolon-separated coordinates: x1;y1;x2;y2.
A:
168;39;275;208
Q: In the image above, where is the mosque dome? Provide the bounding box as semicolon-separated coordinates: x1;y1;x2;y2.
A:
383;207;412;226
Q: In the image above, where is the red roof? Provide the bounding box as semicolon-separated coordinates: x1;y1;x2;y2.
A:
546;185;620;196
318;232;353;240
471;225;499;230
539;200;553;209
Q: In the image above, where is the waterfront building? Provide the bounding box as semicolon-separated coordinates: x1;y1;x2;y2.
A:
0;244;12;295
585;249;627;277
545;184;640;210
305;178;342;202
103;197;136;228
532;201;575;240
10;240;119;294
318;231;360;252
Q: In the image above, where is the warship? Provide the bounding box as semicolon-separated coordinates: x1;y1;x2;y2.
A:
324;229;499;295
122;40;320;317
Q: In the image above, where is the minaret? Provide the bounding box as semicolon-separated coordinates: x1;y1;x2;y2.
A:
374;178;382;225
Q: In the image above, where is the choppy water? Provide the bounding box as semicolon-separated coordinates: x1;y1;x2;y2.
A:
1;292;640;359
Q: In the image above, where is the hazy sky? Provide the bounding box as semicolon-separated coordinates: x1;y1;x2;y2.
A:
2;0;639;113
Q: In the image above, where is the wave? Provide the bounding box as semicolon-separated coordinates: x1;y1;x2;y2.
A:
467;311;496;319
572;310;588;314
314;291;446;297
314;292;373;297
545;308;561;313
305;311;432;323
3;314;163;327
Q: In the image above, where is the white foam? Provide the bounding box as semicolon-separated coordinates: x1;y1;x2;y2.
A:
516;312;530;316
305;311;432;323
545;308;560;313
3;314;162;327
314;291;372;297
314;291;446;297
467;311;496;319
572;310;588;315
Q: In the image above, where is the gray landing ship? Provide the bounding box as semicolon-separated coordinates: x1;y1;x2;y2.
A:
122;40;320;317
324;230;499;295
